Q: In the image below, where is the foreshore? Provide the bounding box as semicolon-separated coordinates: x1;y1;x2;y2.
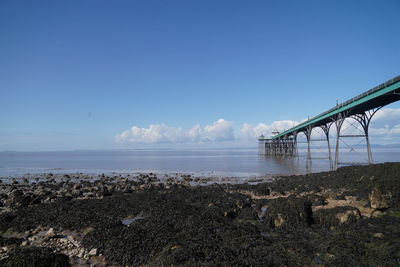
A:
0;162;399;266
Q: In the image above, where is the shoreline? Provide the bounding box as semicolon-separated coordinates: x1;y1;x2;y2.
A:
0;171;283;187
1;162;399;266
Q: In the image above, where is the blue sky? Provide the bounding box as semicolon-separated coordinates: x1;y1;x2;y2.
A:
1;0;400;151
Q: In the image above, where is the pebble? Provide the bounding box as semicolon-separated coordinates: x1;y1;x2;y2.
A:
45;228;55;237
88;248;98;256
373;232;384;238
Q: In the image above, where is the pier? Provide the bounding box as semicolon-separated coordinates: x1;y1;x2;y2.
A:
259;75;400;170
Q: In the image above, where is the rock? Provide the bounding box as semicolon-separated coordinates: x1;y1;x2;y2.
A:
72;189;82;197
88;248;97;256
2;246;69;267
236;200;244;209
223;210;236;219
254;185;271;196
371;210;384;218
263;196;314;228
369;187;389;210
78;248;85;258
314;206;362;227
21;241;28;246
336;209;361;224
372;232;384;238
274;213;285;227
73;183;81;190
45;228;55;237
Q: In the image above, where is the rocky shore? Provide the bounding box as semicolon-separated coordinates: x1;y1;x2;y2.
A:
0;162;399;266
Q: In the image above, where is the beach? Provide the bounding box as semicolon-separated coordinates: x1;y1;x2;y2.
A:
0;162;399;266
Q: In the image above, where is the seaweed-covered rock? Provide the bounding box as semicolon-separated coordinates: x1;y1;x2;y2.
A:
263;196;314;228
1;246;70;267
314;206;361;228
369;187;390;210
0;163;400;266
0;236;23;247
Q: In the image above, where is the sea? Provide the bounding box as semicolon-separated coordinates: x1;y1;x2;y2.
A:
1;147;400;179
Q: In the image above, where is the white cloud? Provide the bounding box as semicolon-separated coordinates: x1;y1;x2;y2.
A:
203;119;234;141
115;124;185;144
186;124;202;142
115;119;234;144
115;108;400;145
371;107;400;123
367;108;400;140
239;120;301;140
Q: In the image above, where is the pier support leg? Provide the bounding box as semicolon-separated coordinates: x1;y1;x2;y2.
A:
320;123;333;170
293;131;298;157
304;126;313;172
305;126;313;160
258;139;266;155
334;112;346;170
351;107;382;165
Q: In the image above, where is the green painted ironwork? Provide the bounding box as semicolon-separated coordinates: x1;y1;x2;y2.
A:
271;77;400;140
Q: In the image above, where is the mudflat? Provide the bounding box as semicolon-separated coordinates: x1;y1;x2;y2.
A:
0;162;399;266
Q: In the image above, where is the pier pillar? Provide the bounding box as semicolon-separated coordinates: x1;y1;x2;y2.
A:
293;131;298;157
304;125;313;172
304;125;313;161
351;107;382;164
334;112;346;169
320;123;333;170
258;136;266;155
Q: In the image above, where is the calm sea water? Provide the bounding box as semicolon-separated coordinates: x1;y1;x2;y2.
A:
1;148;400;178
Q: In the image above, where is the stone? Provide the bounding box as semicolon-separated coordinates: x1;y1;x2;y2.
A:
369;187;389;210
274;213;285;227
373;232;384;238
223;210;236;219
371;210;384;218
236;200;244;209
336;209;361;224
72;189;82;197
45;228;55;237
88;248;97;256
78;248;85;258
73;183;81;190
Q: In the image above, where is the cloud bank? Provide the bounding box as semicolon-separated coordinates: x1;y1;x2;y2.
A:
115;119;234;144
115;108;400;145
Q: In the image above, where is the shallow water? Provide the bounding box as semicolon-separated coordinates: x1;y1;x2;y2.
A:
0;148;400;178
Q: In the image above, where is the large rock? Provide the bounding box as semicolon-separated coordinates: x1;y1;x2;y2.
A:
369;187;389;210
314;206;361;227
263;196;314;228
1;246;70;267
336;209;361;224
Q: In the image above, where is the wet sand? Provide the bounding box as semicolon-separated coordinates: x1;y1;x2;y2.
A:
0;162;399;266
